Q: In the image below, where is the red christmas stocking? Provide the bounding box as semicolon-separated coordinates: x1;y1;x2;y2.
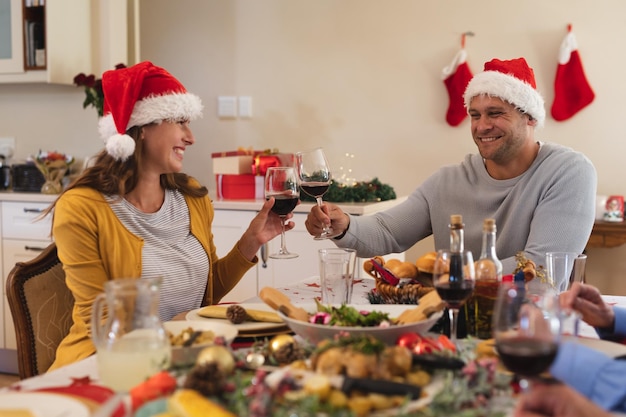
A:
442;49;473;126
551;29;595;121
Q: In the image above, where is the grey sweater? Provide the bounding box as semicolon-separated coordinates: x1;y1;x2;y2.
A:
338;142;597;275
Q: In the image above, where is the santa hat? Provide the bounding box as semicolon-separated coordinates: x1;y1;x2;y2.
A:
464;57;545;129
98;61;203;161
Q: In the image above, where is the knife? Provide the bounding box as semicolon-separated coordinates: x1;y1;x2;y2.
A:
411;353;465;370
265;368;421;399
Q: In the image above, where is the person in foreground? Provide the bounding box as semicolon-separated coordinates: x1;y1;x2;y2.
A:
305;57;597;273
515;281;626;416
46;62;290;370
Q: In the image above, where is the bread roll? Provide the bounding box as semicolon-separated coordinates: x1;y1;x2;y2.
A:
415;252;437;274
384;259;418;279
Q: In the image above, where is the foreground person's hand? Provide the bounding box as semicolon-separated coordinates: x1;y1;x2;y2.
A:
560;282;615;329
515;383;611;417
305;202;349;238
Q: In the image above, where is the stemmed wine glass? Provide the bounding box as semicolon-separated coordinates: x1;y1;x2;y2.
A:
493;281;561;389
433;250;476;342
265;167;299;259
432;249;476;342
295;147;341;240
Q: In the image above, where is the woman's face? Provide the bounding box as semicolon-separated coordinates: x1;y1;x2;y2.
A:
140;120;195;175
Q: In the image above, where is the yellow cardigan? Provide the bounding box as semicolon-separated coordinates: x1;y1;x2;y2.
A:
49;186;256;370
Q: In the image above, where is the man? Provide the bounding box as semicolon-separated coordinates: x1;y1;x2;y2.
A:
305;57;597;273
515;282;626;415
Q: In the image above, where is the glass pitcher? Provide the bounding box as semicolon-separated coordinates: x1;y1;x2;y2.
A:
91;277;171;392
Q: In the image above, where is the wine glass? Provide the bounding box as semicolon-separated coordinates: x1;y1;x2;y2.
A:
432;249;476;342
493;281;561;389
295;147;341;240
265;166;299;259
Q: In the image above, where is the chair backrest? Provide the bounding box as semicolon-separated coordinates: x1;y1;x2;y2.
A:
5;242;74;379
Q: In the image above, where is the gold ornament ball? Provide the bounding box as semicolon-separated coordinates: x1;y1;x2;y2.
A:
196;345;235;373
269;334;296;354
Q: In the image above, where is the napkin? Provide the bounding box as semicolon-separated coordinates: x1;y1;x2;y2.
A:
198;305;283;323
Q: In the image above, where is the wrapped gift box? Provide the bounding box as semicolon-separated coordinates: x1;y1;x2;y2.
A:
216;174;265;199
211;150;294;175
211;150;256;175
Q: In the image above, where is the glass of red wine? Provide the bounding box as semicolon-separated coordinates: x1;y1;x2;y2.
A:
493;281;561;389
264;167;299;259
295;148;341;240
432;249;476;342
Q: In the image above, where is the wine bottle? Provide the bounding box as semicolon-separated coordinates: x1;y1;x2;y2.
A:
448;214;465;285
467;218;502;339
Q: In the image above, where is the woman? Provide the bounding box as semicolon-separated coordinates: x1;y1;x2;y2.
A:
46;61;290;370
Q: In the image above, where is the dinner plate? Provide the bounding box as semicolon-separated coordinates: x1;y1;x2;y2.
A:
186;303;287;333
0;392;90;417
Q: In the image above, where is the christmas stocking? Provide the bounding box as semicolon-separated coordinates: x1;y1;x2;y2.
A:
551;28;595;121
442;48;473;126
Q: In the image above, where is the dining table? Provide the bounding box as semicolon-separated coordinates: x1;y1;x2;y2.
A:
3;276;626;416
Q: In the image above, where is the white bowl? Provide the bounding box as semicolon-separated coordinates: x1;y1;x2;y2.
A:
278;304;443;346
164;320;238;367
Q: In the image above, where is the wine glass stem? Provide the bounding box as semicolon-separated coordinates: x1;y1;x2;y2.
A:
316;196;331;234
449;308;459;342
279;216;288;254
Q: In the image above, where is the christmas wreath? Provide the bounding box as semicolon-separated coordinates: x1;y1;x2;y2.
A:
299;177;396;203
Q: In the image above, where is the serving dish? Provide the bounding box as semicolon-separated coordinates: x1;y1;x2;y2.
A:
164;320;238;367
278;304;443;345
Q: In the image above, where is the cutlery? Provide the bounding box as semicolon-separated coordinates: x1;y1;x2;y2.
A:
411;353;465;370
265;368;421;399
259;287;309;322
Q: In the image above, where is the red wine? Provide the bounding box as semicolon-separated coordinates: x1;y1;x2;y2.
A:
300;182;329;198
268;195;299;216
435;281;474;309
496;337;558;377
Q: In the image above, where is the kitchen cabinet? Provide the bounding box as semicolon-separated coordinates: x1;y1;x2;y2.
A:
0;194;55;374
212;198;408;303
0;0;137;84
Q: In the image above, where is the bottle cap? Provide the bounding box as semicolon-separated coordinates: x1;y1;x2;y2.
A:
483;218;496;231
450;214;463;225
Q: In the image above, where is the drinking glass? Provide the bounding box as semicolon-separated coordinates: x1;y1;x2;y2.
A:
295;147;341;239
432;249;476;342
493;281;561;389
265;167;299;259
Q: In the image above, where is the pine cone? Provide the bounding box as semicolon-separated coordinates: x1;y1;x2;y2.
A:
183;362;227;397
226;304;247;324
272;341;306;365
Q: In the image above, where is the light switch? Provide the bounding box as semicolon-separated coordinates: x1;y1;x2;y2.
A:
238;96;252;118
217;96;237;118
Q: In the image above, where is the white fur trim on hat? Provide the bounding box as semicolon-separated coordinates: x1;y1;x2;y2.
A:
98;92;203;160
105;133;136;162
463;71;545;129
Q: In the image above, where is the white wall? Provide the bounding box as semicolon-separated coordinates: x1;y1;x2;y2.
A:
1;0;625;293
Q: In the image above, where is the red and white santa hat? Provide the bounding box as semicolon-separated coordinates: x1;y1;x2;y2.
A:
464;57;545;129
98;61;203;161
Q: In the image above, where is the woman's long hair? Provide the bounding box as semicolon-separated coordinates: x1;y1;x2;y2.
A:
42;124;208;218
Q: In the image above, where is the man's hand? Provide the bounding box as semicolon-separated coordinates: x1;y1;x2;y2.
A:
560;282;615;330
515;383;611;417
304;202;349;238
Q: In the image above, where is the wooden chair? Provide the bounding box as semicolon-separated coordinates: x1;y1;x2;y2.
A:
5;242;74;379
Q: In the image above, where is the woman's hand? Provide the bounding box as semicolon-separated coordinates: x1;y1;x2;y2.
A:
514;383;611;417
237;197;295;261
305;202;349;238
560;282;615;329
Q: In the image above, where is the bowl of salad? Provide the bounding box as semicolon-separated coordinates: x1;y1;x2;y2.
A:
277;303;443;346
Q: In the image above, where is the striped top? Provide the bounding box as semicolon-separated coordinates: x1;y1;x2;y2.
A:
106;189;209;321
